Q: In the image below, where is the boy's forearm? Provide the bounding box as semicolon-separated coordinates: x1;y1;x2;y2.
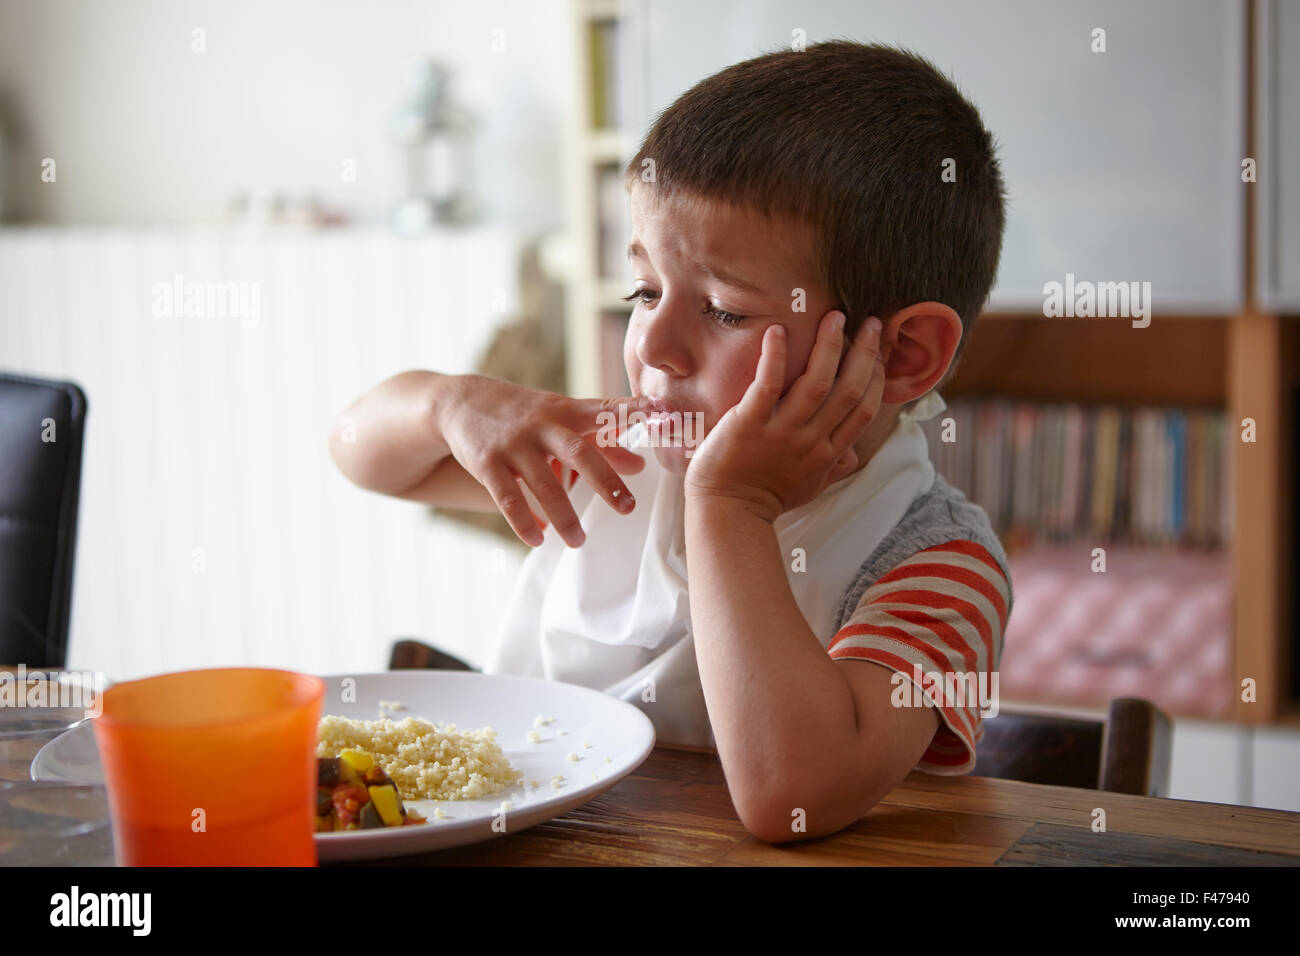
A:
684;495;864;840
328;370;455;494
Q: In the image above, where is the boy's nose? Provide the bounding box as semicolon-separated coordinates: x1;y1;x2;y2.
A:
634;308;692;378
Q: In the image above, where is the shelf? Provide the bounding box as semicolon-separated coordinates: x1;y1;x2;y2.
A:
580;0;622;20
586;129;628;163
944;315;1229;406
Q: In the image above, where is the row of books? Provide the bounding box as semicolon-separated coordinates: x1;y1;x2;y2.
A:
918;400;1234;549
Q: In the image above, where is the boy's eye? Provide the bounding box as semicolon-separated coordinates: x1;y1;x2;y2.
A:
703;303;745;327
621;288;657;306
621;288;747;328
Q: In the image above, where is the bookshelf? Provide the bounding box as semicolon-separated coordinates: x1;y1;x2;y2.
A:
563;0;1298;728
564;0;633;401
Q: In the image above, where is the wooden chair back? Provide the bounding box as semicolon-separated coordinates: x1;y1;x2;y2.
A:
389;638;475;672
973;697;1172;796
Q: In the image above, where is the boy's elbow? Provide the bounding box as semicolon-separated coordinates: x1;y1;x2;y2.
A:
326;419;346;470
327;414;374;488
743;812;813;845
327;423;357;485
729;776;801;844
735;774;883;845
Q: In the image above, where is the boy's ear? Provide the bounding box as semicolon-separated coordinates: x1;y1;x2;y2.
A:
878;302;962;406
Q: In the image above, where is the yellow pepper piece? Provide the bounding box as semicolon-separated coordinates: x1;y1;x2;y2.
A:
367;784;404;827
339;749;374;773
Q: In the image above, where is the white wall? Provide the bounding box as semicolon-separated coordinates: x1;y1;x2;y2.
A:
625;0;1244;312
0;0;572;231
0;0;574;679
1169;720;1300;813
0;225;530;681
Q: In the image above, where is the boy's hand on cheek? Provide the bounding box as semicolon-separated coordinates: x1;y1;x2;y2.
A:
683;310;885;523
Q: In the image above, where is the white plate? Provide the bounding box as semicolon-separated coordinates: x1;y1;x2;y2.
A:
32;671;656;862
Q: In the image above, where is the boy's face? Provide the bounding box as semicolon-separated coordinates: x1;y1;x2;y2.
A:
623;183;840;475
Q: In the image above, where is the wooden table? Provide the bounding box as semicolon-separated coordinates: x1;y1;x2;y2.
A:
7;730;1298;866
326;746;1300;866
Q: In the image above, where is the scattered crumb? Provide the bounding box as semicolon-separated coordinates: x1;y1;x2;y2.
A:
499;800;513;811
550;774;566;789
529;781;540;789
526;730;542;743
583;742;593;749
557;729;568;736
567;752;580;762
433;806;448;819
532;715;556;728
604;757;612;764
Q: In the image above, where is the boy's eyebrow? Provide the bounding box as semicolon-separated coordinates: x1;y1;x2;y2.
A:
627;239;764;295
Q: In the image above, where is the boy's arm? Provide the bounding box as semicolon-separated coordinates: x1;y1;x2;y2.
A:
685;496;939;844
388;455;502;512
330;372;651;546
328;370;497;511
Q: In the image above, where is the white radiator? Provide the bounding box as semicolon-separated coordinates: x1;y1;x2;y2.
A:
0;225;529;682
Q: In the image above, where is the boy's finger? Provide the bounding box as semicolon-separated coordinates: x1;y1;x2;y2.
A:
599;445;647;474
741;323;788;418
545;427;637;515
482;463;547;548
574;393;656;434
515;452;587;548
777;310;843;427
813;316;883;434
824;447;860;486
828;328;887;451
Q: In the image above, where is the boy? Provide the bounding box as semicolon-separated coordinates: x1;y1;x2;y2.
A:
330;40;1012;844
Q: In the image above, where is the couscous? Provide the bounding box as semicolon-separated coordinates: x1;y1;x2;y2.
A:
317;715;522;801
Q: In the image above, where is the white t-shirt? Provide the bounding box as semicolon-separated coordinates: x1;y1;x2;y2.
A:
481;391;948;749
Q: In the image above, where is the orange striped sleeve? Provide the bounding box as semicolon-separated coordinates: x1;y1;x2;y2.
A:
828;539;1010;775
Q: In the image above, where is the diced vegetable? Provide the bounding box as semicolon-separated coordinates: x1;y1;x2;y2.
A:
339;749;373;774
317;757;341;787
337;760;364;789
331;784;368;827
367;784;403;827
314;748;427;831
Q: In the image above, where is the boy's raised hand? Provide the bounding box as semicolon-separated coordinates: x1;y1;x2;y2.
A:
438;375;655;548
683;310;886;523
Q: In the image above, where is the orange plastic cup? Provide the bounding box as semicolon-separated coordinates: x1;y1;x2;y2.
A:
91;668;324;866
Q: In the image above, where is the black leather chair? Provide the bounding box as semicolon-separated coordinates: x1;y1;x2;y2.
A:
0;372;87;667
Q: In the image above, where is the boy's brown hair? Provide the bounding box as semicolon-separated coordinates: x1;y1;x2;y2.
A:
623;40;1007;411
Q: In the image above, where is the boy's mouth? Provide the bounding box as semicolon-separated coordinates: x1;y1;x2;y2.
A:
644;396;697;416
646;399;684;428
647;410;676;440
641;400;705;449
